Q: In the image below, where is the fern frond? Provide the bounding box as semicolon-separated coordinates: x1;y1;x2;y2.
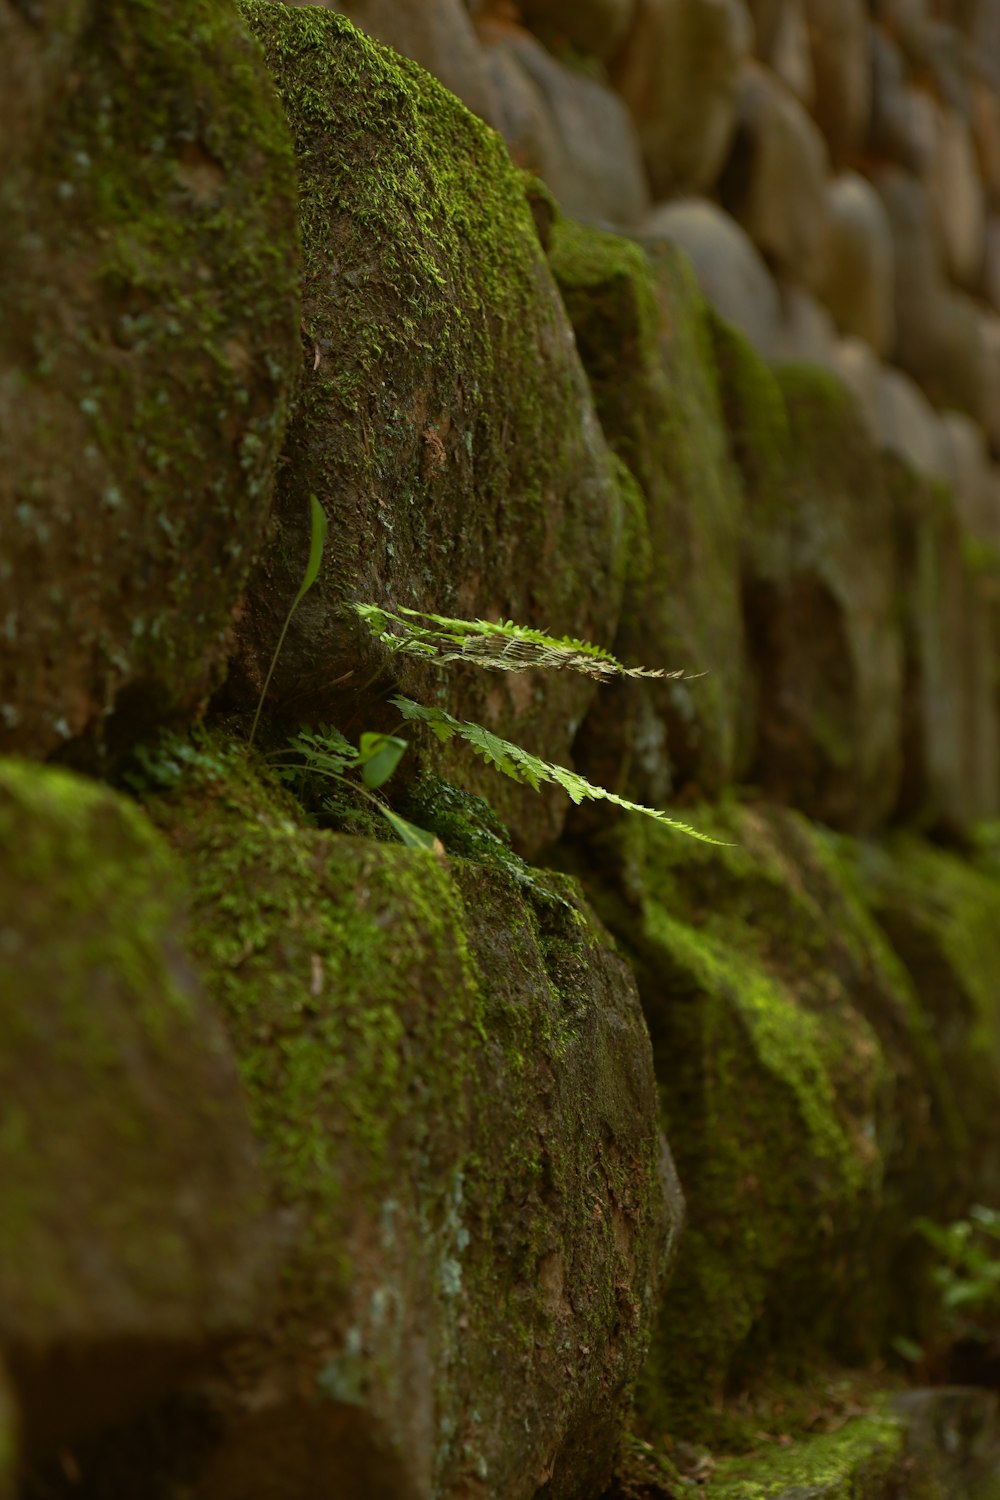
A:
354;602;685;682
390;697;727;845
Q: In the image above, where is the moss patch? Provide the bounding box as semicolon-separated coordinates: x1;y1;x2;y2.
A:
548;220;745;804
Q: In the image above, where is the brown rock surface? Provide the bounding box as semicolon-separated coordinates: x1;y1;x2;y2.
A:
818;172;896;356
0;0;300;765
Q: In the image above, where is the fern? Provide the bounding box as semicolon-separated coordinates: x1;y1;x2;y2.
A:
391;697;726;845
353;602;686;682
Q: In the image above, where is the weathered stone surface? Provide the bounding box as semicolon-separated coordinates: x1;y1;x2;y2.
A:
568;803;955;1442
802;0;870;160
0;761;274;1458
766;0;815;104
548;221;746;803
0;0;300;765
940;408;996;540
890;457;1000;829
869;30;937;172
643;197;781;356
229;3;626;853
730;363;904;830
772;282;837;367
612;0;752;198
482;28;650;225
818;171;896;356
873;365;950;482
129;751;676;1500
517;0;636;59
718;61;831;286
291;0;500;122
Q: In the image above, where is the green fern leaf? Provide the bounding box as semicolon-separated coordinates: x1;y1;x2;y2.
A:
390;697;727;845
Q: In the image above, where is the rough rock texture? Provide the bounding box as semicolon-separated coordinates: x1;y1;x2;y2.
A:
230;2;626;852
481;28;650;225
0;0;300;765
565;804;956;1443
0;760;274;1458
719;61;832;288
720;355;904;830
643;197;781;356
122;748;677;1500
548;221;746;803
612;0;753;198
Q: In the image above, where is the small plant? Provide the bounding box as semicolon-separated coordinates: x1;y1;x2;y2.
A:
247;493;329;751
916;1206;1000;1340
248;497;723;848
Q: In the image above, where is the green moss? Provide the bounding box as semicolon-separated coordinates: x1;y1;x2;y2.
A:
704;1411;905;1499
228;4;624;838
547;219;745;798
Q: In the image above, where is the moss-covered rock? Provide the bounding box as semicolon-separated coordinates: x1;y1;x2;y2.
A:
888;455;1000;831
563;802;964;1443
0;760;274;1460
125;746;675;1500
548;221;746;806
226;3;626;851
0;0;300;764
854;833;1000;1205
714;337;904;832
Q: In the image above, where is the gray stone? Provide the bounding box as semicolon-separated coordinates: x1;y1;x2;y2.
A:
612;0;753;198
642;197;781;356
718;61;831;287
873;365;950;482
939;408;997;540
817;171;895;355
483;28;650;225
772;282;838;367
768;0;815;104
802;0;871;160
0;0;300;765
868;28;937;172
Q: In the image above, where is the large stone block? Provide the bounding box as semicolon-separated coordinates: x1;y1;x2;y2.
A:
481;27;650;225
928;104;986;290
569;804;960;1443
643;198;781;357
548;221;747;803
728;363;904;830
228;3;628;854
119;751;676;1500
612;0;753;198
0;762;274;1463
517;0;637;59
0;0;301;764
817;172;896;356
718;61;831;287
802;0;871;160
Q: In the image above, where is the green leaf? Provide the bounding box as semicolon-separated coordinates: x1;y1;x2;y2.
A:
379;806;440;850
358;733;408;789
390;696;729;845
293;495;329;610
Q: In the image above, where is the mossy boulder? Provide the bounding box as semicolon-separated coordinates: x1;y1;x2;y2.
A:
226;3;626;851
565;802;963;1442
854;833;1000;1205
0;761;274;1462
123;747;676;1500
888;456;1000;830
0;0;300;764
714;338;904;832
547;221;747;806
